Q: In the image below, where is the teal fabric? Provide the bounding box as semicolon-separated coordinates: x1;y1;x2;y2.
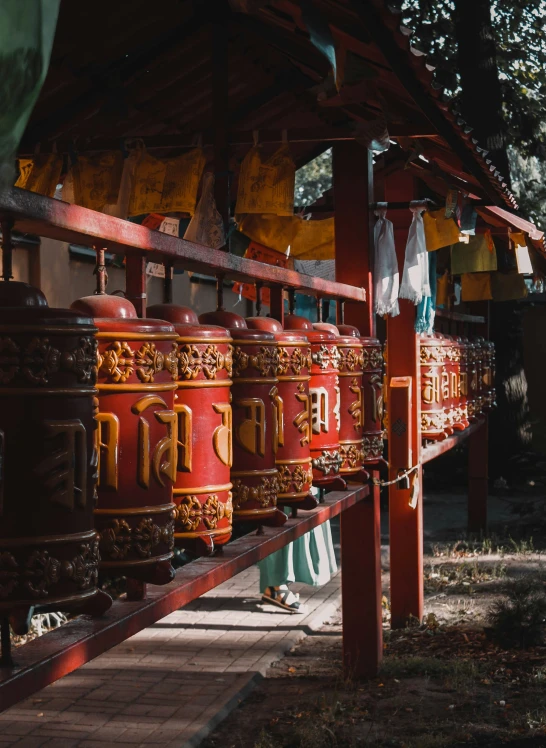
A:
415;250;437;334
258;519;337;593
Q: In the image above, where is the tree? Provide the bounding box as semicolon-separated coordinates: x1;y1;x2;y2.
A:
294;149;332;208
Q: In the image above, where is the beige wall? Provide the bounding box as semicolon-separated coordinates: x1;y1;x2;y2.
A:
37;238;248;316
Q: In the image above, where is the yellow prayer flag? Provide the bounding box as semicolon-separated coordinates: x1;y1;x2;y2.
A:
423;209;460;252
451;233;497;275
15;154;63;197
491;272;528;301
159;148;206;215
72;151;124;212
238;214;300;254
461;272;492;301
436;271;450;306
235;144;295;216
291;217;335;260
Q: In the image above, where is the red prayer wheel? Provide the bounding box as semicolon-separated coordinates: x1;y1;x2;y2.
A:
315;325;365;478
199;311;285;526
285;315;343;488
455;337;470;429
147;304;233;554
420;334;447;440
466;339;479;421
247;317;314;508
474;337;487;416
0;282;111;633
444;337;465;432
484;341;496;410
71;295;177;585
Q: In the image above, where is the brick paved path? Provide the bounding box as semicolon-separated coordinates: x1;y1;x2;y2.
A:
0;564;342;748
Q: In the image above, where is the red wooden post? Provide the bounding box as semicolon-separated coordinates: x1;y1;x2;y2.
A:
125;253;147;318
269;285;285;326
341;472;382;677
333;142;374;336
386;172;424;628
468;417;488;533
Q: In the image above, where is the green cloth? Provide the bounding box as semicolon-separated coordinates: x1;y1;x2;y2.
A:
258;519;337;593
0;0;61;188
451;234;497;275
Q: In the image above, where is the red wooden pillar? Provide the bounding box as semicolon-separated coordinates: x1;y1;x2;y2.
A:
125;253;147;318
334;142;382;676
341;475;382;677
269;285;285;327
386;172;424;628
468;417;488;533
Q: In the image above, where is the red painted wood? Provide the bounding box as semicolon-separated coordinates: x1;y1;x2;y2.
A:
0;188;366;303
341;472;382;677
0;486;368;713
125;253;147;318
385;171;424;628
421;416;486;464
468;417;488;533
269;286;285;327
333;143;374;336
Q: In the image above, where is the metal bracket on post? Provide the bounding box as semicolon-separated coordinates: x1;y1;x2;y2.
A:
388;376;413;485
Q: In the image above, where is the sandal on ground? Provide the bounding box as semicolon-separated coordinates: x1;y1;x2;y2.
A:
261;585;305;614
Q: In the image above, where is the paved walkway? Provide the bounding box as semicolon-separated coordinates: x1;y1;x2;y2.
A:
0;549;344;747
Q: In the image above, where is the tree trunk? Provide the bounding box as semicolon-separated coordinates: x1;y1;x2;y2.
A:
454;0;510;186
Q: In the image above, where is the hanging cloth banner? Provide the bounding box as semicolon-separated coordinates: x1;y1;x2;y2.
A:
71;151;124;211
128;148;205;217
461;272;493;301
15;154;63;197
373;207;399;317
415;251;437;334
291;216;334;260
436;270;450;307
399;204;430;305
451;232;498;275
238;214;300;255
491;272;528;301
235;144;295;216
233;241;290;306
423;208;460;252
0;0;61;189
300;0;338;87
183;172;225;249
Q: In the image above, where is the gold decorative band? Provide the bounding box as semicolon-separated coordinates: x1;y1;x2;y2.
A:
278;490;310;499
233;508;279;516
97;382;178;392
96;332;177;341
277;375;310;383
234;377;277;384
0;325;97;335
231;469;278;478
174;528;232;539
340;439;364;446
0;387;97;397
340;466;360;474
338;372;363;378
94;503;175;516
176;336;232;344
276;458;312;466
0;588;98;611
231;338;278;345
100;552;172;568
0;529;98;548
174;483;233;496
177;379;233;389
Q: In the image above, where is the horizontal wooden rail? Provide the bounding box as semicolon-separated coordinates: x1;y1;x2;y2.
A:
435;309;486;325
421;417;486;464
0;485;368;713
0;188;365;302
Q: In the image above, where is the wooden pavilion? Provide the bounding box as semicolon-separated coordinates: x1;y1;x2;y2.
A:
0;0;542;711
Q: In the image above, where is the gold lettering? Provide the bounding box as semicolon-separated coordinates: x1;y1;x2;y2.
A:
450;371;459;399
270;386;284;454
175;403;192;472
422;368;440;405
213;402;233;466
310;387;329;434
370;374;384;423
441;370;450;399
460;371;468;396
294;382;310;447
96;412;119;490
35;420;87;510
235;398;265;456
348;377;363;431
132;395;177;488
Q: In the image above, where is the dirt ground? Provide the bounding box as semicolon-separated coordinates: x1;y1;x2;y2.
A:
202;483;546;747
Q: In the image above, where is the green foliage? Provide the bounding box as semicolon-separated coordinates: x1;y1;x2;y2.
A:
488;576;546;649
294;149;332;208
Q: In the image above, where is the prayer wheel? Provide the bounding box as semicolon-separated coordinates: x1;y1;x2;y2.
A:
466;339;479;421
198;311;285;526
285;315;344;488
338;325;385;466
455;337;470;429
147;304;233;553
485;341;497;410
246;317;315;509
315;324;366;479
473;338;485;416
0;281;111;633
71;295;177;584
420;334;447;440
444;337;465;432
